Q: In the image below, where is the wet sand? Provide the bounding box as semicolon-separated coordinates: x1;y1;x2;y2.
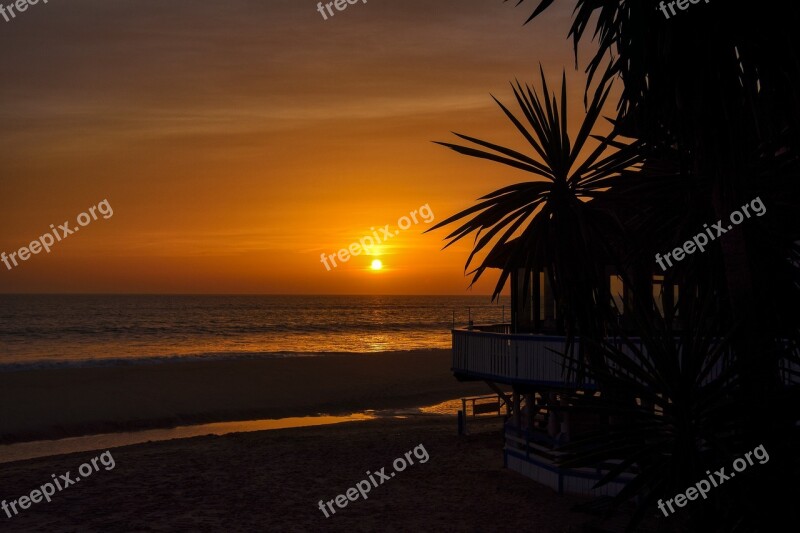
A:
0;350;487;443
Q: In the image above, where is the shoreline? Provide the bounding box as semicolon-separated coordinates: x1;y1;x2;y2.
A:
0;349;488;444
0;347;452;372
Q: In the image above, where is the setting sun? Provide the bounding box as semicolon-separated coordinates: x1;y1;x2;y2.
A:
371;259;383;270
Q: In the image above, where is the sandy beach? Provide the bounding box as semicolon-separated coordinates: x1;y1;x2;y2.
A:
0;416;598;532
0;349;487;443
0;348;618;532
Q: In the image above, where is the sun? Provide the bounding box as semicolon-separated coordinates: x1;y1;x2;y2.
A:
370;259;383;270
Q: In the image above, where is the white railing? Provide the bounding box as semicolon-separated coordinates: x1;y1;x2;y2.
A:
453;328;798;387
452;329;512;378
452;329;588;387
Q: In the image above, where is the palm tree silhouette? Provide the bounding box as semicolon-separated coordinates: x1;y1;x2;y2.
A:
433;2;800;528
429;68;643;345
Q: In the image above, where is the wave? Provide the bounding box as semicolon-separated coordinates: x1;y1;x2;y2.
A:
0;347;450;373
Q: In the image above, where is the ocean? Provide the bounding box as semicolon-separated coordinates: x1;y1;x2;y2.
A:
0;295;506;368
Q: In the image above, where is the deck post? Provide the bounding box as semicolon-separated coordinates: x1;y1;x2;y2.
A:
461;398;468;435
525;392;535;432
513;387;521;436
547;392;560;438
560;394;570;443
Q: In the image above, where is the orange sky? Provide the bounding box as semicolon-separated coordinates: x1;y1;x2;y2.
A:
0;0;597;294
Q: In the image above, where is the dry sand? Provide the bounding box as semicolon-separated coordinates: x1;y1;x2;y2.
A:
0;416;598;532
0;349;487;443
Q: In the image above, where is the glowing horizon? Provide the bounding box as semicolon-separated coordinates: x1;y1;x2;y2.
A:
0;0;585;295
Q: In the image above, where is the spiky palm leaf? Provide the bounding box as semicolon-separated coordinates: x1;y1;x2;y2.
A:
429;68;642;340
555;291;798;531
555;294;742;530
511;1;800;339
